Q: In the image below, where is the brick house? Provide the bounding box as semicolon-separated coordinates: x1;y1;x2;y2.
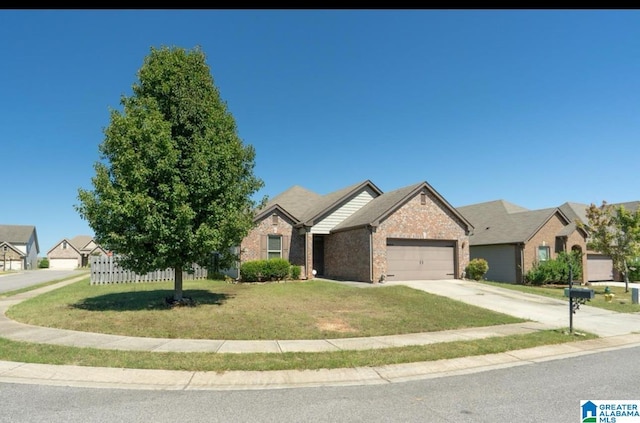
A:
457;200;589;284
47;235;107;270
560;201;640;282
240;180;473;283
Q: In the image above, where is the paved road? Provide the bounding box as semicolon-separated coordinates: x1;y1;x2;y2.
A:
1;344;638;422
0;269;87;294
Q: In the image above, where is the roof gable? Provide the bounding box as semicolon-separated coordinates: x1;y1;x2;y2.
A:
0;241;25;256
299;180;383;227
254;180;384;229
47;238;82;255
334;181;473;232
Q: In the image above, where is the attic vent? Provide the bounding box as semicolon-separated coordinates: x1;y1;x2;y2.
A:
420;192;426;205
272;214;278;225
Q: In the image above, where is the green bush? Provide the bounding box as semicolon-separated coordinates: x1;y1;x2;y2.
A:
465;258;489;281
525;251;583;285
240;260;263;282
38;257;49;269
290;265;301;280
263;258;290;280
240;258;293;282
628;258;640;282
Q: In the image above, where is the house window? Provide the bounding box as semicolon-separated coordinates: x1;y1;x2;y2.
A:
538;246;550;262
267;235;282;259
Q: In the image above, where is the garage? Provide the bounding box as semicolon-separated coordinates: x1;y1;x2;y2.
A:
48;258;79;270
386;238;456;281
587;254;614;281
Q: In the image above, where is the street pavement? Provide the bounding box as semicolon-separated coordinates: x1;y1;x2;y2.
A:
0;274;639;390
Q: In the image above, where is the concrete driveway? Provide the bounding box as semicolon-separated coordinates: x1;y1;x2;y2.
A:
385;279;640;337
0;269;88;294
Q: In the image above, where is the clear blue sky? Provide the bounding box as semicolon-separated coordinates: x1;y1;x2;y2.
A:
2;9;639;255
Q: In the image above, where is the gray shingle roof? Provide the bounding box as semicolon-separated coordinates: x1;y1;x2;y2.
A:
0;225;38;252
558;202;589;226
69;235;95;252
457;200;562;245
257;185;322;222
559;201;640;229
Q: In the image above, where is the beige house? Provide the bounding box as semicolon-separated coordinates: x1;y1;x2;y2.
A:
47;235;107;270
0;225;39;270
240;180;473;283
457;200;589;284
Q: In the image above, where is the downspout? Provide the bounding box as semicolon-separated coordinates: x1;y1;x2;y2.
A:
519;243;525;284
304;230;309;280
369;225;374;283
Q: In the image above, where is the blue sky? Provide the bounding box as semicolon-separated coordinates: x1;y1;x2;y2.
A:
2;9;639;255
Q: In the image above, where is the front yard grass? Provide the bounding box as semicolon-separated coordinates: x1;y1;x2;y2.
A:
0;277;599;371
7;278;526;340
481;281;640;313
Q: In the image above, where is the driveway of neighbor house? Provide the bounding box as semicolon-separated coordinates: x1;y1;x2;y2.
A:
386;279;640;337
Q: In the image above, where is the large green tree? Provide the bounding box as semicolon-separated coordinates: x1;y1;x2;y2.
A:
77;46;264;301
583;201;640;292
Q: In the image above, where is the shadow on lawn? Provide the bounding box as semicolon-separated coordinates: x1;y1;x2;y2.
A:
71;290;231;311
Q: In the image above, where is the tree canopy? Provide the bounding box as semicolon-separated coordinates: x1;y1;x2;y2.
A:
76;46;264;301
583;201;640;292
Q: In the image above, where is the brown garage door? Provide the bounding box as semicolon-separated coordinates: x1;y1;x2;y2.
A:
386;239;455;281
587;254;614;281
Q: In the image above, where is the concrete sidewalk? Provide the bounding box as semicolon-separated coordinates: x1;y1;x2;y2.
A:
0;276;639;390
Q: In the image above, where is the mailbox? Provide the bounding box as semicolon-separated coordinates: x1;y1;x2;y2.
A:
565;287;594;299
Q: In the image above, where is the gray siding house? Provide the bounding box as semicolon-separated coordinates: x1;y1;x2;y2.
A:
0;225;39;270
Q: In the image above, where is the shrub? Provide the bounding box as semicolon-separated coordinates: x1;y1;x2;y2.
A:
38;257;49;269
525;251;582;285
240;260;263;282
465;258;489;281
239;258;293;282
290;265;301;280
263;258;290;281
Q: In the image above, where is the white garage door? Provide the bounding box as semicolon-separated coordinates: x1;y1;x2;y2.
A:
587;254;613;281
49;258;78;270
386;239;455;281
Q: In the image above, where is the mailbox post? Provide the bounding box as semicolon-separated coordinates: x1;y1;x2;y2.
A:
566;262;594;333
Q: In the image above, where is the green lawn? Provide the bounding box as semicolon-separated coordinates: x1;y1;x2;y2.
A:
0;277;598;371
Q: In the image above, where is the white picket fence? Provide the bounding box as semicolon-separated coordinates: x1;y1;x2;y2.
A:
90;255;208;285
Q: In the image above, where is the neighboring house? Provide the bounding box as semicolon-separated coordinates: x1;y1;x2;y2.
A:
240;180;473;283
0;224;39;270
456;200;588;284
560;201;640;282
47;235;107;270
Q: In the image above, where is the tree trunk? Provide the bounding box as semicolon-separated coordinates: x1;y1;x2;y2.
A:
174;265;184;301
624;260;630;293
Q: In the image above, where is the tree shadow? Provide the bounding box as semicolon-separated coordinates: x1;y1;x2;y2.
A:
71;289;231;311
